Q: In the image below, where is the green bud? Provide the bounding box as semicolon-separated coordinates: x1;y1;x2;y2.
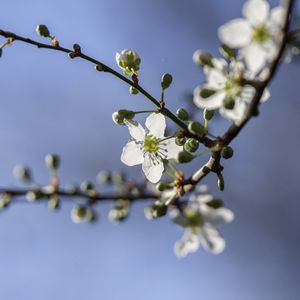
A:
129;86;139;94
219;44;237;60
26;191;42;203
188;121;206;137
193;50;214;68
176;108;189;121
177;151;195;163
161;73;173;90
117;109;135;119
203;109;214;121
112;112;125;125
80;181;94;193
13;165;32;182
36;25;50;37
156;182;170;192
48;195;60;210
200;88;216;98
71;205;96;223
97;170;112;184
221;146;234;159
145;201;168;219
175;136;186;146
184;138;199;152
116;49;141;74
223;97;235;110
112;171;126;185
218;176;225;191
206;199;224;209
45;154;60;171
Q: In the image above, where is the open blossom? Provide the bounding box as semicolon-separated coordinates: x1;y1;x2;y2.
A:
218;0;286;73
193;58;270;124
171;185;234;257
120;113;182;183
116;48;141;75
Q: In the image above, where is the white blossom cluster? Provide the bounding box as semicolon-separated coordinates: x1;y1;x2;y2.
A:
111;0;288;257
194;0;286;125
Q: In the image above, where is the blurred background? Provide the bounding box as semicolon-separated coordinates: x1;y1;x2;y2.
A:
0;0;300;299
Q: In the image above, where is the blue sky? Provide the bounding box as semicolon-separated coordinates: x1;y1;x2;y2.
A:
0;1;300;299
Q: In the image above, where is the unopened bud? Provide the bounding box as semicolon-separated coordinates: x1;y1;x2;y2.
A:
193;50;214;68
188;121;206;137
184;138;199;152
45;154;60;171
203;109;214;121
176;108;189;121
161;73;173;90
36;24;50;37
221;146;234;159
175;136;186;146
177;151;195;163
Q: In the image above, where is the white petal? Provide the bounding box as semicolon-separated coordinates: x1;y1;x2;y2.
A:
163;138;182;160
145;113;166;138
121;141;144;166
218;19;252;48
204;67;227;88
199;225;225;254
174;230;200;258
194;86;226;110
220;101;248;125
261;88;270;102
241;43;267;73
203;207;235;227
124;119;145;142
270;6;286;29
142;154;164;183
243;0;270;26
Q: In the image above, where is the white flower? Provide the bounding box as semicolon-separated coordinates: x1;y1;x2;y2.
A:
121;113;182;183
116;48;141;75
218;0;286;73
193;58;270;125
171;185;234;257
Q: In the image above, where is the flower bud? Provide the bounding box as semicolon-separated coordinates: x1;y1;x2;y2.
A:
129;86;139;94
188;121;206;137
80;181;95;193
112;171;126;185
35;25;50;37
117;109;135;119
97;170;112;184
175;136;186;146
26;191;42;203
45;154;60;171
71;205;96;223
176;108;189;121
161;73;173;90
223;97;235;110
112;112;125;125
13;165;32;182
145;201;167;219
184;138;199;152
203;109;214;121
221;146;234;159
156;182;170;192
193;50;214;68
177;151;195;163
116;48;141;75
48;195;60;210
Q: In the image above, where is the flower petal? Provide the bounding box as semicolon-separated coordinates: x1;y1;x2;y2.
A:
174;230;200;258
142;154;164;183
203;207;235;227
270;6;286;29
145;113;166;138
243;0;270;26
121;141;144;166
124;119;145;142
194;86;226;110
203;67;227;89
220;100;248;125
218;19;252;48
261;88;270;102
199;225;225;254
240;43;267;73
163;138;182;160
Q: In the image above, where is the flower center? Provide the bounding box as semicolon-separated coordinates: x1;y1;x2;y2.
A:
143;135;159;153
252;25;270;43
184;209;204;228
224;76;241;97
